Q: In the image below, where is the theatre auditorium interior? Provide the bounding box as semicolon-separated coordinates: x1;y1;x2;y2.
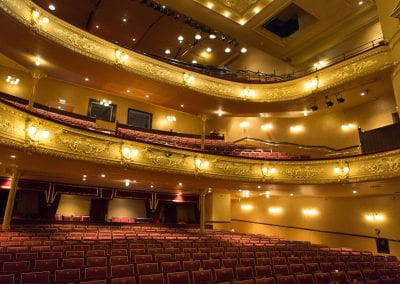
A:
1;0;400;284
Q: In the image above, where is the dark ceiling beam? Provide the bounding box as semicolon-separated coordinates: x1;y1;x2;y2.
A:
133;14;165;50
85;0;104;30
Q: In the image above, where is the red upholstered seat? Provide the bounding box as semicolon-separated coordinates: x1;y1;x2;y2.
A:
319;262;334;272
289;263;306;274
182;260;201;271
87;256;107;267
202;259;221;270
305;263;320;273
62;257;84;269
174;254;190;262
331;271;349;283
55;268;81;282
111;256;129;265
166;271;190;284
111;265;135;278
255;277;276;284
161;261;181;273
192;269;213;284
139;273;165;284
21;271;50;283
0;274;14;284
137;263;160;275
84;266;108;281
314;272;332;284
34;259;58;271
273;264;290;276
296;273;315;284
222;258;238;269
277;275;296;284
155;254;173;263
236;266;254;280
3;261;30;273
111;277;136;284
362;269;380;281
240;258;256;267
215;268;235;283
135;255;154;264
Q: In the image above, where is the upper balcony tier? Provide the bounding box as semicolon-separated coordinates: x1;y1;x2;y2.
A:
0;0;394;115
1;97;400;185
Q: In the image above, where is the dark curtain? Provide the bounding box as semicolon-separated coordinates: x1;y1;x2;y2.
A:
38;192;61;220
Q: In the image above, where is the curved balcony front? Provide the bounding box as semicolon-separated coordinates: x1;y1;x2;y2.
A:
1;99;400;185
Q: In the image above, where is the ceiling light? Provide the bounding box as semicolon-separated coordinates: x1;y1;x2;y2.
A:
95;25;100;29
178;35;184;43
178;182;183;186
83;175;87;178
192;60;197;64
240;47;248;54
353;190;358;194
361;90;368;96
48;4;56;11
180;104;184;108
257;185;261;189
208;188;212;193
358;1;364;5
125;179;130;187
223;11;231;17
101;174;106;178
216;109;224;117
224;47;231;53
165;49;171;55
206;47;212;53
122;18;127;22
132;38;136;41
127;90;131;93
209;34;216;39
195;34;202;40
290;193;294;197
150;185;154;188
34;56;42;66
85;77;89;82
145;95;149;99
207;2;214;9
10;154;16;159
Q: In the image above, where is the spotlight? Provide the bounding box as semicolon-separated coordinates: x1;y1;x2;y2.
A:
325;96;334;107
336;94;345;104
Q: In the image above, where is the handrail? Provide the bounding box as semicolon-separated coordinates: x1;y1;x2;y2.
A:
123;37;386;84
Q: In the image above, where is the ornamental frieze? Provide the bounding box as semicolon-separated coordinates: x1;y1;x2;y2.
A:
1;101;400;184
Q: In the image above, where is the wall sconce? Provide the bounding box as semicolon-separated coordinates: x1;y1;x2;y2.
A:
365;213;385;222
268;207;283;214
241;190;250;198
6;76;20;85
265;191;271;199
261;124;273;131
122;146;139;160
334;162;350;180
31;9;49;27
241;204;253;211
27;125;50;141
290;125;304;133
262;167;277;179
195;158;209;171
239;121;250;129
166;115;177;122
302;208;319;216
341;123;357;131
100;99;112;107
240;88;256;99
115;49;129;64
183;73;195;85
305;78;319;90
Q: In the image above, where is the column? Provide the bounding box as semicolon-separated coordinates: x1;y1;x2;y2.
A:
200;115;208;150
376;0;400;110
199;190;206;234
2;168;21;231
28;70;46;108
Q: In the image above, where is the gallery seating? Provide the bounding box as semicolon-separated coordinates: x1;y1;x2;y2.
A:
0;223;398;283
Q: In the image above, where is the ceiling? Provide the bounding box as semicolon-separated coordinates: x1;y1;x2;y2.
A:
31;0;378;71
0;145;399;198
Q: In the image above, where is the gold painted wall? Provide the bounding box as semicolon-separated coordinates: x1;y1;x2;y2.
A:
231;195;400;257
206;193;231;230
107;198;147;219
56;194;91;216
207;93;395;149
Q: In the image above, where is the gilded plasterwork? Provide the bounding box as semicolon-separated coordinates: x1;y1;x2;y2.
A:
0;0;393;103
1;101;400;185
215;0;259;14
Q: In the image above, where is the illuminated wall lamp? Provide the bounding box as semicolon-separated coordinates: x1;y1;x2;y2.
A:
27;125;50;141
365;213;384;222
302;208;319;216
195;159;209;170
241;204;253;211
31;10;49;27
166;115;177;122
241;88;256;99
334;166;350;175
6;76;20;85
305;78;318;90
290;125;304;133
239;121;250;129
313;60;328;70
341;123;357;131
268;207;283;215
242;190;250;198
261;124;273;131
115;49;129;64
262;167;277;178
122;147;139;160
183;73;195;85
